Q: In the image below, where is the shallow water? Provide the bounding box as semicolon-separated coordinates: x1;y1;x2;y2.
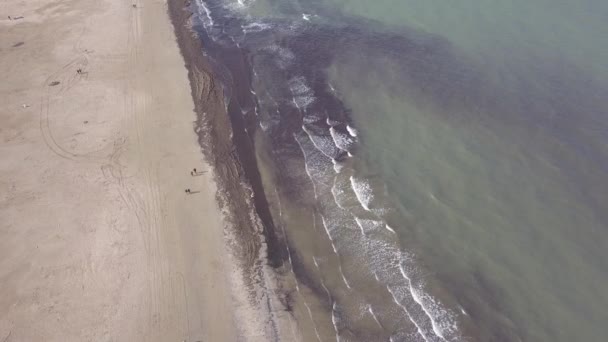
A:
191;0;608;340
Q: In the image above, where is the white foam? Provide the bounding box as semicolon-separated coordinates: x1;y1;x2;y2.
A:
399;264;456;341
302;13;311;21
282;79;460;342
258;118;276;131
338;264;352;289
302;125;340;159
303;112;324;124
331;158;345;173
311;256;335;302
289;76;315;110
231;0;255;9
331;177;347;209
320;279;332;298
330;126;356;151
368;305;383;329
326;117;340;126
312;256;320;268
195;0;214;27
354;218;367;236
320;215;339;254
334;217;458;341
278;215;297;292
293;133;318;199
262;44;295;69
354;217;384;236
350;176;374;210
302;298;323;342
346;124;359;137
331;302;341;342
387;285;430;342
274;188;283;218
242;21;273;33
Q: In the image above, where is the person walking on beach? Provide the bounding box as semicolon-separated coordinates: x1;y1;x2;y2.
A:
184;189;191;194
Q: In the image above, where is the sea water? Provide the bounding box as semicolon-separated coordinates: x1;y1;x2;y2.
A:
191;0;608;340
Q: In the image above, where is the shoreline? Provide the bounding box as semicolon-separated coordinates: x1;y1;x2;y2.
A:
167;0;297;340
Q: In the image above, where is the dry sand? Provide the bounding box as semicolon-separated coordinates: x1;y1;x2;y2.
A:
0;0;245;340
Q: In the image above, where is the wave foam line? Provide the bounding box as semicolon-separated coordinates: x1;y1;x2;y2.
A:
331;178;347;209
354;217;385;236
326;117;340;127
331;302;341;342
289;76;315;110
293;133;318;199
330;126;356;151
262;44;295;69
311;210;318;234
242;21;273;33
354;217;367;236
312;256;333;304
331;158;345;173
195;0;214;27
368;305;383;329
338;264;352;289
320;215;339;255
346;125;358;137
302;125;338;159
387;285;431;342
399;265;455;340
350;176;373;210
302;298;323;342
303;111;325;124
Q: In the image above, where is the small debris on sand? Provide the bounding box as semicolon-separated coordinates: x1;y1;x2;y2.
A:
49;81;60;86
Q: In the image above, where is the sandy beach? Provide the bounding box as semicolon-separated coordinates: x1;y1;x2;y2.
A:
0;0;250;340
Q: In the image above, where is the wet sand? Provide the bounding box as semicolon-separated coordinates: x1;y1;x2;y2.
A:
0;0;268;340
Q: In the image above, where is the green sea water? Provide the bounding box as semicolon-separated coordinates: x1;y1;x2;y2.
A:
197;0;608;339
323;0;608;340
